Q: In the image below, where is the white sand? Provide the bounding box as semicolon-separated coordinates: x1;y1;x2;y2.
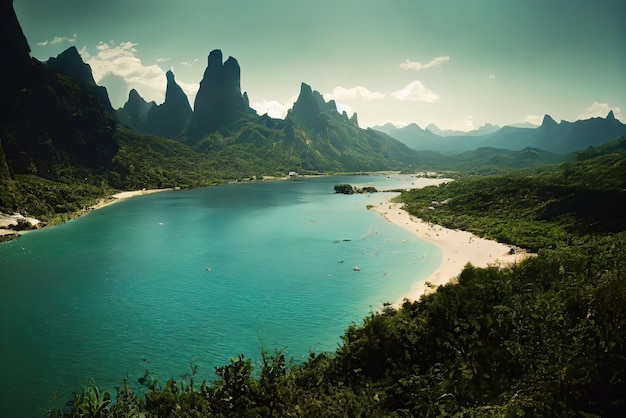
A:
372;199;530;306
88;188;174;210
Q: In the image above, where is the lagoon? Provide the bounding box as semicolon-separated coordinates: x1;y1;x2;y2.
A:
0;174;441;416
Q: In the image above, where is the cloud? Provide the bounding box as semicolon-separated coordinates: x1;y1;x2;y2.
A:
250;95;298;119
84;41;172;104
400;56;449;71
249;93;353;120
155;57;170;64
391;81;439;103
335;102;353;116
181;59;199;67
523;115;543;126
324;86;385;102
36;34;77;47
577;101;623;121
250;100;289;119
489;74;496;80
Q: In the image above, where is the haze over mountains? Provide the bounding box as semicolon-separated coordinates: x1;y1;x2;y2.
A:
374;112;626;154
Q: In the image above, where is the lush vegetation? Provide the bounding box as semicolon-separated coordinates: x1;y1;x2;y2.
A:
399;138;626;252
47;138;626;417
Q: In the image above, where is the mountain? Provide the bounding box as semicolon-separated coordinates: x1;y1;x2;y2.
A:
479;113;626;154
186;82;432;173
379;113;626;154
146;71;193;139
45;46;115;114
372;122;442;151
117;70;192;139
425;123;501;137
117;89;156;133
0;0;118;181
185;49;255;141
1;0;581;222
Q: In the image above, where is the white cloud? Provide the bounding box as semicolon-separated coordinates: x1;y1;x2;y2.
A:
489;74;496;80
84;41;169;104
250;95;298;119
36;34;77;47
524;115;543;126
180;59;199;67
400;56;449;71
391;81;439;103
577;101;623;121
155;57;170;64
324;86;385;102
335;102;353;116
399;60;423;71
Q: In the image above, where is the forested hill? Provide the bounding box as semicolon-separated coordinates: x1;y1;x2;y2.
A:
51;137;626;416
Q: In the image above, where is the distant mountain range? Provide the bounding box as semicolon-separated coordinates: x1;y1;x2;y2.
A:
373;113;626;154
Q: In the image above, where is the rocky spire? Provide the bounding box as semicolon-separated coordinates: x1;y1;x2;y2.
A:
146;70;193;138
117;89;155;131
186;49;247;140
291;82;320;123
46;46;96;85
541;114;558;127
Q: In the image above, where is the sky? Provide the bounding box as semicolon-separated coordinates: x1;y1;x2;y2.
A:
13;0;626;131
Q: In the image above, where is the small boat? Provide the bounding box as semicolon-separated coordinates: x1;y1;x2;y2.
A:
353;265;361;271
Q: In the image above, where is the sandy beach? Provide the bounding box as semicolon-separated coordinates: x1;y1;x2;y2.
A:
372;198;530;306
87;188;175;211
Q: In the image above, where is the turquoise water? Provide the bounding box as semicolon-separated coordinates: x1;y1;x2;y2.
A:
0;175;441;417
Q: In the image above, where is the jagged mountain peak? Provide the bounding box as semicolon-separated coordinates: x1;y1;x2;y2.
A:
185;49;247;140
45;46;115;114
541;114;558;127
46;46;97;86
117;71;192;139
291;82;320;121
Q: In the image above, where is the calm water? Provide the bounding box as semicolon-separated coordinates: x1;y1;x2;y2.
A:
0;175;441;416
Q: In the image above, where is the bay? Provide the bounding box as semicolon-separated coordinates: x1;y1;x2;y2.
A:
0;174;441;417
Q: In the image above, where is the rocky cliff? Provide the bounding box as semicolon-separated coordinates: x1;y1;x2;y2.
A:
117;70;193;139
185;49;253;141
0;0;118;179
146;70;193;138
45;46;115;114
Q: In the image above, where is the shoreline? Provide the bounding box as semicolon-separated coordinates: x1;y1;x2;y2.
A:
372;197;530;307
1;188;175;242
86;188;175;211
